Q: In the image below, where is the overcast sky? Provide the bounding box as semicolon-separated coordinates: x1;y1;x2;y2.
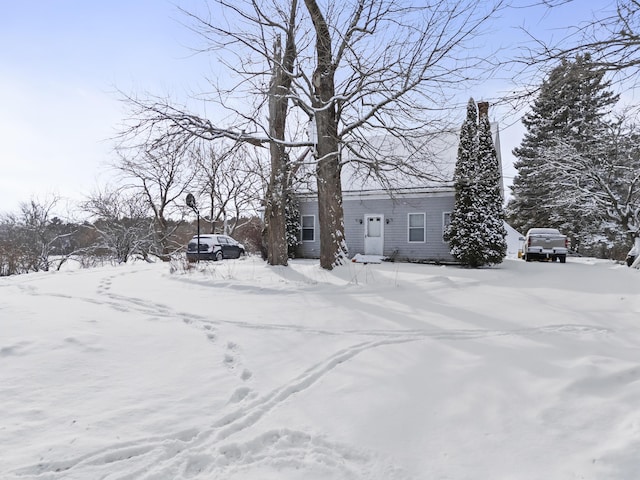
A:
0;0;616;215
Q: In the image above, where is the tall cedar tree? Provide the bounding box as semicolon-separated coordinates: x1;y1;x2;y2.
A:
445;99;506;267
506;54;618;239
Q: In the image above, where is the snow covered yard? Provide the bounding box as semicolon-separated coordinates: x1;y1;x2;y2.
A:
1;255;640;479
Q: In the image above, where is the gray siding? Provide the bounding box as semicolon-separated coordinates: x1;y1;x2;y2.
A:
297;190;455;262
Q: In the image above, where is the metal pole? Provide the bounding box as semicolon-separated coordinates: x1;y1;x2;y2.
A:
186;193;200;264
196;209;200;263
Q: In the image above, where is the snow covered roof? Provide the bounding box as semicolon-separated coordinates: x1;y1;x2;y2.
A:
298;122;503;196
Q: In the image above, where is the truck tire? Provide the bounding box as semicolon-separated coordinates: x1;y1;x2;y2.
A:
559;255;566;263
525;253;531;262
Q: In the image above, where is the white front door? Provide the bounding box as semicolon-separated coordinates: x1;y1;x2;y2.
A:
364;214;384;255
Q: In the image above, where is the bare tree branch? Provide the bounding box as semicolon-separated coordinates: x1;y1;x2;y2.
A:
515;0;640;89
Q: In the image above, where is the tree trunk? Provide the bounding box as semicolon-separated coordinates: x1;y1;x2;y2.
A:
156;216;171;262
304;0;347;270
264;63;289;265
264;149;289;265
314;112;347;270
264;4;297;266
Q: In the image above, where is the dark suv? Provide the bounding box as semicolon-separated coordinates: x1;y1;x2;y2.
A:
186;234;245;262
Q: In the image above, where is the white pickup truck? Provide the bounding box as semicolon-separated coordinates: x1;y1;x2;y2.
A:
522;228;569;263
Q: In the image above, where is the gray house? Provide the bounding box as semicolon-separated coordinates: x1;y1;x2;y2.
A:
295;107;503;263
297;185;457;262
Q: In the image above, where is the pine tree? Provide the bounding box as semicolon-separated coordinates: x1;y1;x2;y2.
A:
507;54;619;240
445;99;506;267
284;190;301;258
476;108;507;264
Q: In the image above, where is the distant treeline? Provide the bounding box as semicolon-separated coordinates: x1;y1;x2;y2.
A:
0;212;263;277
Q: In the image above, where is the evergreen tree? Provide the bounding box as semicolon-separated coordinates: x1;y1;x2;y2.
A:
507;54;619;240
284;190;301;258
476;108;508;263
445;99;506;267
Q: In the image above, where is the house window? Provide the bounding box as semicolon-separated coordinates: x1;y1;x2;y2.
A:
301;215;315;241
408;213;426;242
443;212;452;242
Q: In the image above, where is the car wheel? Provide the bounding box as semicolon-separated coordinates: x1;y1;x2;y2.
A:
215;251;223;261
559;255;566;264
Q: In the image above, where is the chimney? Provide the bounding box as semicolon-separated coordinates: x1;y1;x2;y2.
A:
477;101;489;118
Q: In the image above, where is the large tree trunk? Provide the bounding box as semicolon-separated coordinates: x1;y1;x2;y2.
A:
264;149;289;265
314;111;347;270
304;0;347;270
264;4;297;266
264;34;289;265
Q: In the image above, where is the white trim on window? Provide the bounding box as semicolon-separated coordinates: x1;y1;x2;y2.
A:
301;215;315;242
408;212;426;243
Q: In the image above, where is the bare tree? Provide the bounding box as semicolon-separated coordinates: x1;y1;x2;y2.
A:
0;196;75;274
302;0;347;268
316;1;505;173
114;140;196;260
119;0;302;266
192;141;265;235
19;196;67;272
264;1;299;266
518;0;640;88
82;186;154;263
